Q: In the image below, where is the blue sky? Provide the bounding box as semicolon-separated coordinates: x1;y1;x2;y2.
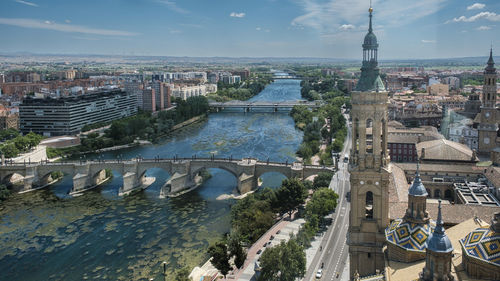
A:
0;0;499;59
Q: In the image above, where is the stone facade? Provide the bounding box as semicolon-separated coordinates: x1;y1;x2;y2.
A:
349;6;391;278
478;49;499;154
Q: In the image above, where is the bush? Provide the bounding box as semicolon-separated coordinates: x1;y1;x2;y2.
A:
0;184;11;201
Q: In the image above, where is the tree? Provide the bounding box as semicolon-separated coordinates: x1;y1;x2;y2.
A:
0;184;11;201
258;240;306;281
305;188;338;225
25;132;42;149
228;234;247;269
275;178;308;216
13;136;29;152
313;172;333;190
208;241;231;278
1;142;19;158
174;267;191;281
0;128;20;141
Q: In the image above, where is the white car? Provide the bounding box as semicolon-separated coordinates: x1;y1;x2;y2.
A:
316;268;323;279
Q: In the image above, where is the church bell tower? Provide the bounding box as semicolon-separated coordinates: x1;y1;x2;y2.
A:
348;4;391;279
478;48;498;154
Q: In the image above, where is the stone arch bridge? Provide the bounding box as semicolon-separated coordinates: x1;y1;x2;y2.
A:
0;158;334;196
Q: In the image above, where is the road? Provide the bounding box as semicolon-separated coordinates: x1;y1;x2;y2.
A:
303;114;351;281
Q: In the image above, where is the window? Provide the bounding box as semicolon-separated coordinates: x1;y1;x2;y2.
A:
434;189;441;198
365;191;374;219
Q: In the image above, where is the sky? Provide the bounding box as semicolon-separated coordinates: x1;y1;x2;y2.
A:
0;0;499;59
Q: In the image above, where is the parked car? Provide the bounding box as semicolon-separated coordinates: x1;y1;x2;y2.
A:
276;230;281;234
257;249;262;254
270;235;275;240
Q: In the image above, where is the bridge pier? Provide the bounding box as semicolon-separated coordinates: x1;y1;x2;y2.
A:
71;173;91;195
119;172;156;196
21;175;37;193
161;172;195;197
237;173;256;194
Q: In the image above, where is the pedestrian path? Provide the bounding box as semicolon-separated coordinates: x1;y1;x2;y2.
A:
234;216;305;281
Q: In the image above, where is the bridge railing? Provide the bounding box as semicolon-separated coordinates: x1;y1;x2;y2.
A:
0;157;335;170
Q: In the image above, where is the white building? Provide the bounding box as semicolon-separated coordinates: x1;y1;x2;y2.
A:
448;119;478;151
442;76;461;90
172;85;207;100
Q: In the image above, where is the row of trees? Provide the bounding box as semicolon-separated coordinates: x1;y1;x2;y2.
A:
105;96;209;144
0;131;43;158
291;76;349;164
231;178;308;243
211;78;271;102
208;174;337;280
51;96;209;156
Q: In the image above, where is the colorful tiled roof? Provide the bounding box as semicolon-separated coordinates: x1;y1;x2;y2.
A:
460;227;500;266
386;218;435;252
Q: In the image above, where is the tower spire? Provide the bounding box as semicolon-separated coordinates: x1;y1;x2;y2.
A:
368;1;373;33
435;200;444;234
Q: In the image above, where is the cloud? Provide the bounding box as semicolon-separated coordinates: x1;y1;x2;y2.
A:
339;24;355;30
256;27;261;31
448;11;500;23
467;3;485;10
0;18;139;36
477;25;491;30
230;12;245;18
14;0;38;7
155;0;189;14
65;19;71;23
421;40;436;43
291;0;447;38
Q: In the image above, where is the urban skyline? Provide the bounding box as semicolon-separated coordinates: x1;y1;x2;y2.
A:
1;0;499;59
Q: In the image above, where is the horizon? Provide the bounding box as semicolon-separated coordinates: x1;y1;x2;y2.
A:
1;0;499;59
1;50;499;62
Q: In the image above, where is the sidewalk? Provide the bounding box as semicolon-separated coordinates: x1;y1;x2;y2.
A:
235;216;305;281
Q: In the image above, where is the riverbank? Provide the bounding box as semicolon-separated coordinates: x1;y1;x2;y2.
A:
46;114;207;160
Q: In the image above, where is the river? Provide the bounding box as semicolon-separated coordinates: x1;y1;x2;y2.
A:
0;79;303;280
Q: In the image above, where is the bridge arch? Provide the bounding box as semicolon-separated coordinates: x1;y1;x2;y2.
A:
1;172;25;187
37;170;66;188
94;168;125;198
257;171;287;189
190;163;239;181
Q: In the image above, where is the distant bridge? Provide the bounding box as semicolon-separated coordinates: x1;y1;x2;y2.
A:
209;101;322;112
0;157;333;197
272;75;302;80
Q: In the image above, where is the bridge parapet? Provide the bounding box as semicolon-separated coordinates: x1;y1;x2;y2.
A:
0;158;334;197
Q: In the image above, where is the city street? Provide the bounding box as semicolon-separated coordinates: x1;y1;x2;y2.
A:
303;114;351;281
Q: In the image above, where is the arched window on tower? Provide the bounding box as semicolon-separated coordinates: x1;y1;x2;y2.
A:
445;189;452;199
381;119;387;157
434;189;441;199
488;93;491;101
365;191;374;219
366;119;373;153
355;118;360;153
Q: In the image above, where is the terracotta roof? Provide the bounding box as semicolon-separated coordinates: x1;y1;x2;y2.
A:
390;202;500;225
393;162;485;174
388;120;404;128
485;166;500;188
389;163;410;203
416;139;477;162
388;134;419;144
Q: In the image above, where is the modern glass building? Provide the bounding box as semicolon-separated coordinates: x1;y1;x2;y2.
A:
19;90;137;136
